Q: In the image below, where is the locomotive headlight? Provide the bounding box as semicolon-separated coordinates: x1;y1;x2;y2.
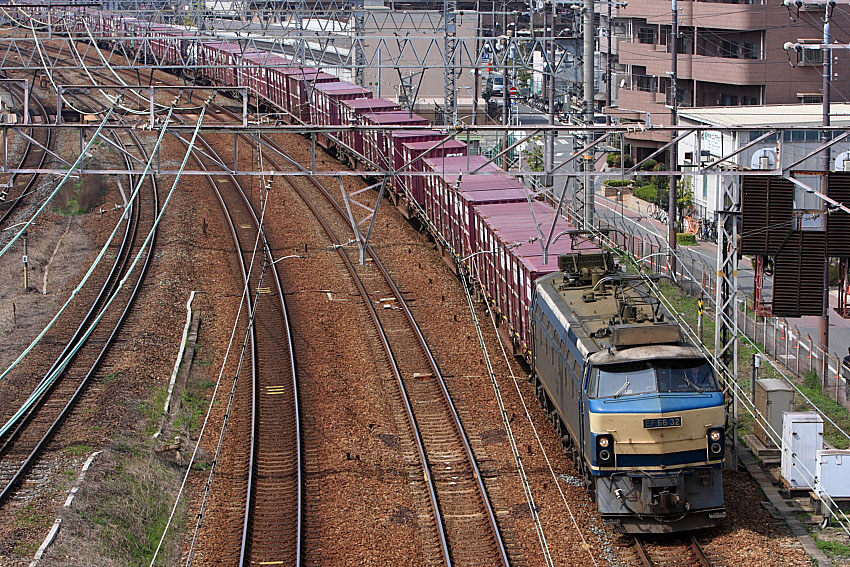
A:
707;428;725;458
596;434;615;465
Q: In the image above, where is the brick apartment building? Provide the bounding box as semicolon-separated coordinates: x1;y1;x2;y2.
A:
601;0;850;158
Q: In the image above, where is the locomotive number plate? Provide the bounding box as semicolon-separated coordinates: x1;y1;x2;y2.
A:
643;417;682;429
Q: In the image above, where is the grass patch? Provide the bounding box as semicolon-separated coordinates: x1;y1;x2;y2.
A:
193;344;213;366
103;372;122;383
54;176;107;216
815;537;850;559
174;379;213;435
63;444;94;457
677;233;697;246
138;385;168;435
14;503;51;530
71;448;185;566
13;539;39;556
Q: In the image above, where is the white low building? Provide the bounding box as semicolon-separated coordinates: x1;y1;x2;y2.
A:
677;104;850;222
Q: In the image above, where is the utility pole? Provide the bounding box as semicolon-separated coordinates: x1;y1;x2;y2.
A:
606;0;612;106
473;3;481;125
668;0;679;277
545;0;556;188
582;0;594;127
444;0;458;125
22;230;28;290
503;3;510;170
819;0;833;371
581;0;596;228
353;0;365;87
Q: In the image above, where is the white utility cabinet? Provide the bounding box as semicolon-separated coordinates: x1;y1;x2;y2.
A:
816;450;850;499
781;412;823;489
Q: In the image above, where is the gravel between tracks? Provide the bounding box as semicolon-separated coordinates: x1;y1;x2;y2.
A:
0;42;818;565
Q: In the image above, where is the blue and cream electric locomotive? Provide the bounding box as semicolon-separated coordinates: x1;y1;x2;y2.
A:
531;251;726;533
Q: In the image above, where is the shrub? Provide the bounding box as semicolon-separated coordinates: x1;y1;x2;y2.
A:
677;233;697;246
634;184;658;202
603;179;632;187
607;153;634;169
639;158;657;171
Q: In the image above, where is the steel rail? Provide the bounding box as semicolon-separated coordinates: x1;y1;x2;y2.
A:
168;115;302;567
266;132;510;567
633;536;713;567
0;113;159;506
0;78;51;228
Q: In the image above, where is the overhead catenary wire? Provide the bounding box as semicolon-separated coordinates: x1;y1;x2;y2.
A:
0;104;115;260
0;102;208;441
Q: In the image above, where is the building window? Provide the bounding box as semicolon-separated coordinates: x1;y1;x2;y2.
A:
798;93;823;103
797;48;823;66
636;74;657;92
638;27;656;44
721;94;739;106
742;42;758;59
720;40;739;58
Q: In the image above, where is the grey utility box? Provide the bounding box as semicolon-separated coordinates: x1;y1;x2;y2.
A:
755;378;795;448
781;412;824;490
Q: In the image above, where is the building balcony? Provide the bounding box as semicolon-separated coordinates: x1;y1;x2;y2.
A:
619;0;768;30
616;88;672;123
619;41;765;85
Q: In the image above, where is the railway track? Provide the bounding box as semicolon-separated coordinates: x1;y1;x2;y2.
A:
632;535;715;567
32;39;505;563
171;121;302;567
0;113;157;505
244;129;510;566
9;46;304;564
0;78;52;229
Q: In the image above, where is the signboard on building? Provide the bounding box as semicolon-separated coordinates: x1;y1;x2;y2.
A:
702;131;723;157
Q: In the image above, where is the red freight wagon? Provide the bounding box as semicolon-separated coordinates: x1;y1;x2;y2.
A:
446;184;527;259
240;52;289;102
278;67;318;119
441;187;529;260
399;140;467;207
310;82;372;148
422;156;502;233
337;98;399;158
471;201;597;353
287;71;339;123
360;112;429;170
200;42;244;86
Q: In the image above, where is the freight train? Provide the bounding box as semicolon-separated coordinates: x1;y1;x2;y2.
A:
26;7;727;533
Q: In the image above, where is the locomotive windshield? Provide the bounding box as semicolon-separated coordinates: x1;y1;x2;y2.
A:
589;359;719;398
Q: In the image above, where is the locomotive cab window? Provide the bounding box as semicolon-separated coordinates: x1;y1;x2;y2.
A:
588;359;719;398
